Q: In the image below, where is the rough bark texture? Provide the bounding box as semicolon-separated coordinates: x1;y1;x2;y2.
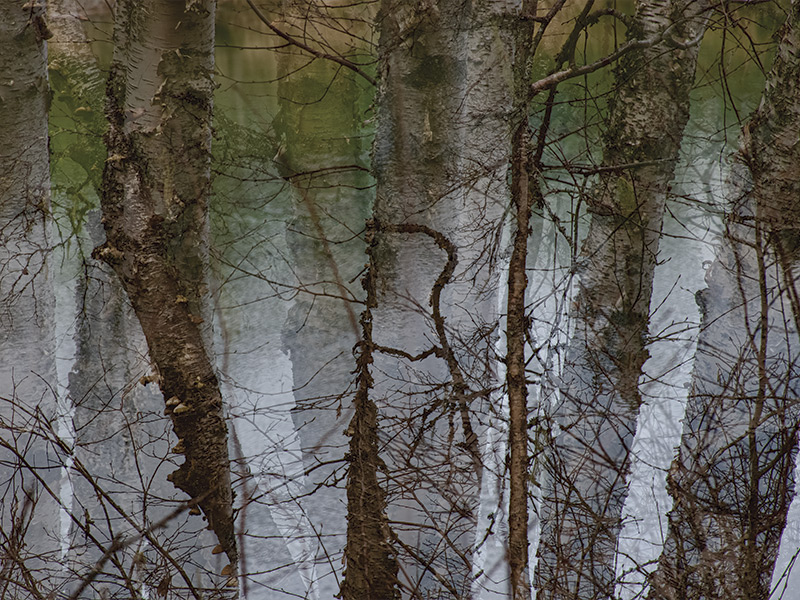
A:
340;218;400;600
0;3;60;597
506;3;536;599
507;125;534;600
535;1;711;598
68;213;208;599
99;0;238;581
648;3;800;598
48;5;223;593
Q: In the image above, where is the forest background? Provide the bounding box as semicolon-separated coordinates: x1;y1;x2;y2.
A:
1;0;799;599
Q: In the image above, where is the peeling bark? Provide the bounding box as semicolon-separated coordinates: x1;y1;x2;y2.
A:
535;0;711;598
68;212;174;599
649;2;800;597
98;0;238;579
49;4;218;594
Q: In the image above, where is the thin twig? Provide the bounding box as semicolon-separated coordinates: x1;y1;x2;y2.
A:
244;0;377;86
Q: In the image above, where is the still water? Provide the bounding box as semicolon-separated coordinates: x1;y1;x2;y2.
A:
45;1;799;598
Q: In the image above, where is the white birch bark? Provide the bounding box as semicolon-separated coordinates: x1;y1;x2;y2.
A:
649;2;800;596
98;1;239;595
47;5;221;595
0;3;60;597
534;1;711;598
370;0;519;596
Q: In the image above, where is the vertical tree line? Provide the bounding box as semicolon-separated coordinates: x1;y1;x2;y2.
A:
650;0;800;596
534;0;711;598
2;0;800;599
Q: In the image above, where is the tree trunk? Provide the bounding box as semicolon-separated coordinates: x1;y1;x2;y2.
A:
48;4;225;593
369;1;472;594
68;213;175;599
648;2;800;597
98;0;239;586
0;3;60;597
368;0;522;596
340;217;400;600
535;1;710;598
362;2;466;588
506;3;536;599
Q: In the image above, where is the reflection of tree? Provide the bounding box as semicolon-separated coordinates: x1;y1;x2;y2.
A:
4;1;800;599
355;0;530;595
534;1;712;598
650;2;800;596
364;0;483;592
275;38;372;600
0;2;59;597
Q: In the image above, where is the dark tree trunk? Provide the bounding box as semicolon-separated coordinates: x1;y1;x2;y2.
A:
98;0;238;585
506;3;536;598
340;218;400;600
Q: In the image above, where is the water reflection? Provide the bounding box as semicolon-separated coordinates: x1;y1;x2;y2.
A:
42;2;800;598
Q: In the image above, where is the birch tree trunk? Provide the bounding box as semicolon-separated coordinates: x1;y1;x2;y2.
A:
363;2;469;587
47;5;220;594
535;1;710;598
0;3;60;597
648;2;800;596
367;0;520;596
68;214;179;599
98;0;239;588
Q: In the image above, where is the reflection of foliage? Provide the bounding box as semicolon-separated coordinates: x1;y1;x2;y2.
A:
48;60;107;237
9;1;798;598
211;110;284;254
213;111;279;177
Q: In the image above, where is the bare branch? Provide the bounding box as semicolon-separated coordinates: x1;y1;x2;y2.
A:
244;0;377;86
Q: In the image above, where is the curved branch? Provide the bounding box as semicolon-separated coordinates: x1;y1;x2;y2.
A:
381;221;483;479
